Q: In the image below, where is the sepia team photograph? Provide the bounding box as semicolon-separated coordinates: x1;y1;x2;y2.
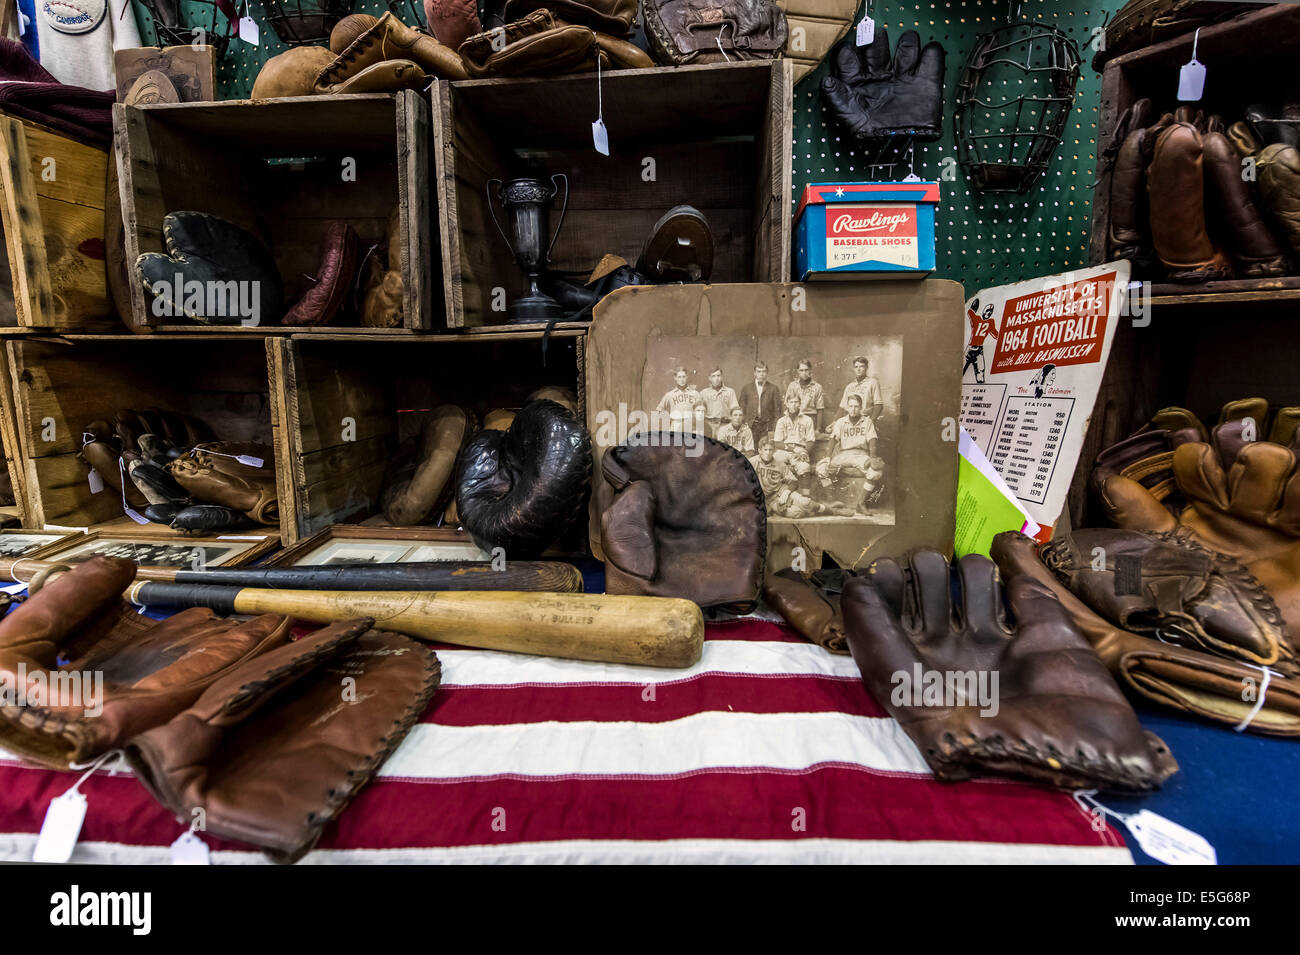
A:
645;336;902;525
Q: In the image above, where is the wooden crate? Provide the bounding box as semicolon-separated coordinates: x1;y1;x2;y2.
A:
4;335;277;539
115;92;434;333
268;330;586;545
1064;297;1300;531
433;60;793;329
1090;4;1300;301
0;114;115;331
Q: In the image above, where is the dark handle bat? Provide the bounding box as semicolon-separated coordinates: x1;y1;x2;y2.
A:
0;557;584;594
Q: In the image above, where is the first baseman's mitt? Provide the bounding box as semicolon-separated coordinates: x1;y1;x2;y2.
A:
601;433;766;612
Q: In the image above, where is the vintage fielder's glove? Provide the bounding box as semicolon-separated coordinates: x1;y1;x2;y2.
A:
1106;97;1155;262
456;399;592;557
136;212;284;325
460;9;651;77
641;0;786;67
282;221;357;327
1202;128;1291;277
1146;111;1233;282
169;442;278;525
763;566;852;653
507;0;634;35
126;621;439;864
842;551;1179;789
314;11;467;92
382;405;477;525
993;532;1300;737
1256;143;1300;259
1095;399;1300;651
600;433;765;612
0;557;291;769
1038;528;1292;672
821;29;945;144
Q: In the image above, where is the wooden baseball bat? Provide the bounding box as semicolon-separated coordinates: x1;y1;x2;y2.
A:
0;557;584;593
126;581;704;668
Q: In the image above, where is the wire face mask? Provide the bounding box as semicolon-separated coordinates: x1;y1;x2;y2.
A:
953;12;1081;195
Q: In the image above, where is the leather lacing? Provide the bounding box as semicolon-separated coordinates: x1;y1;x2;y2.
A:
934;730;1165;791
295;643;442;849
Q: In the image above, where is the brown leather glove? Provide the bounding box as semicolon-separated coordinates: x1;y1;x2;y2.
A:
283;221;358;327
600;434;765;612
1038;527;1292;672
1095;400;1300;659
1257;143;1300;258
841;551;1178;789
315;10;466;92
126;622;440;863
1107;98;1154;262
993;532;1300;737
506;0;635;36
381;405;477;525
460;11;599;77
0;557;291;768
169;442;278;524
361;207;405;329
1203;129;1291;276
1147;115;1233;281
762;567;851;654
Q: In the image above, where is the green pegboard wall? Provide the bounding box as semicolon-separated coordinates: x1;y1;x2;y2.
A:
130;0;1122;289
794;0;1123;292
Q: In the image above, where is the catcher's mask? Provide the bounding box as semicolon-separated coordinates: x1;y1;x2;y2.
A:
953;9;1081;195
263;0;358;44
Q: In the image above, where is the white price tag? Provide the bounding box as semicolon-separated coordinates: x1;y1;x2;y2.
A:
235;454;263;468
1178;60;1205;101
170;831;211;865
123;506;150;525
1127;810;1217;865
238;15;259;45
33;791;87;864
592;119;610;156
87;467;104;494
856;16;875;46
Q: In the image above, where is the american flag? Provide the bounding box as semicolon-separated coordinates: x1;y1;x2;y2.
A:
0;618;1130;863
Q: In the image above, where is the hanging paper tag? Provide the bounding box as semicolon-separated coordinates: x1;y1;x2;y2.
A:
856;16;874;46
235;454;263;468
170;831;211;865
238;0;259;48
33;791;87;864
591;119;610;157
1127;810;1216;865
87;467;104;494
123;506;150;525
1177;60;1205;101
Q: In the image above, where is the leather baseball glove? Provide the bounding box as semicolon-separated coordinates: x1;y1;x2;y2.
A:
1038;527;1292;672
382;405;477;525
993;532;1300;737
169;442;278;525
601;433;765;611
0;557;291;769
821;29;945;144
126;621;440;864
1094;400;1300;652
842;551;1179;789
456;399;592;557
762;566;852;654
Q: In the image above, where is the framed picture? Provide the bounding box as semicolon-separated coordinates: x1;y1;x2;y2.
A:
587;282;965;572
265;525;492;567
37;531;278;570
0;529;82;559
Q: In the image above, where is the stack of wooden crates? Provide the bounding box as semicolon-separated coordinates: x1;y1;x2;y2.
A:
0;61;793;548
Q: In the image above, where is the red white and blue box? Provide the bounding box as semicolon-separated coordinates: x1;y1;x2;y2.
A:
793;181;939;280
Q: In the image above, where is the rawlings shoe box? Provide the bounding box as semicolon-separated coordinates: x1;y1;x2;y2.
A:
793;181;938;280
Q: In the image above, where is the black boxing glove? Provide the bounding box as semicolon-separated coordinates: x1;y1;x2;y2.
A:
455;399;592;558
